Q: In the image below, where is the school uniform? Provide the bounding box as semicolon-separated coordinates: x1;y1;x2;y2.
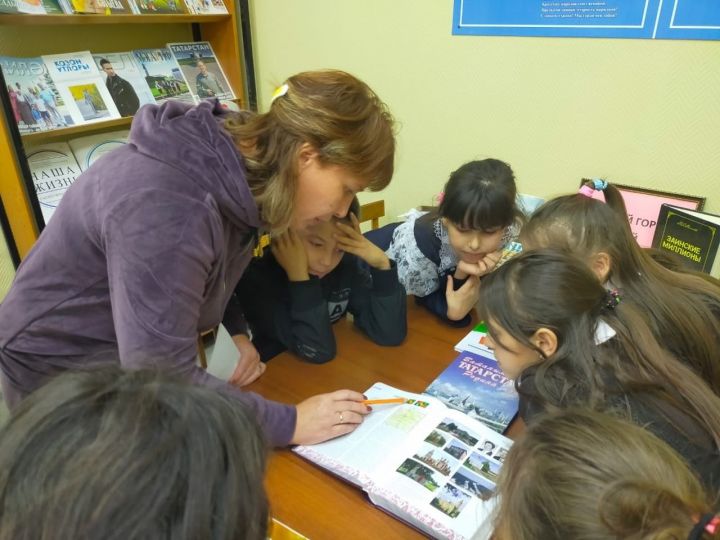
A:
226;250;407;364
366;211;515;327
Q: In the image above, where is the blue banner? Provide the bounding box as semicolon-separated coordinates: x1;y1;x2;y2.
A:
453;0;720;40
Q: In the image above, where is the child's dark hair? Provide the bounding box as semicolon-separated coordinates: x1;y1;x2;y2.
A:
521;180;720;395
477;248;720;448
0;368;269;540
438;159;522;231
494;409;719;540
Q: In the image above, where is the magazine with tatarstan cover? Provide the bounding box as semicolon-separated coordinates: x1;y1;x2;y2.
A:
167;42;235;102
294;382;509;540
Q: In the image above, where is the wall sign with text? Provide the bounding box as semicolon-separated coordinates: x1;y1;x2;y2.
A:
453;1;720;40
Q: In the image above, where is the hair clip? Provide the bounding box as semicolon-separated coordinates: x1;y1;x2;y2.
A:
270;83;289;105
603;288;622;310
688;513;720;540
592;178;608;191
578;185;595;198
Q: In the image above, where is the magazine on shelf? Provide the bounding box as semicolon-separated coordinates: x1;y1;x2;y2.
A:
67;0;133;13
167;41;235;101
42;51;120;126
294;382;508;540
184;0;225;14
15;0;45;13
0;55;75;134
25;142;81;224
68;129;129;171
132;48;195;105
132;0;186;14
92;52;156;117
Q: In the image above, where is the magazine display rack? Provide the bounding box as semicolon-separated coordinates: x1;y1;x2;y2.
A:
0;7;249;259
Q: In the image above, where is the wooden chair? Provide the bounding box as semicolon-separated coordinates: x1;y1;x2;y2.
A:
359;200;385;230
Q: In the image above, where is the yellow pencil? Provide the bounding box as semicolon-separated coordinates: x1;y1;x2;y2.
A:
361;397;405;405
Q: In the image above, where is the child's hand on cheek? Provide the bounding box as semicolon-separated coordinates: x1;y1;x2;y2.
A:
271;230;310;282
457;249;503;278
335;213;391;271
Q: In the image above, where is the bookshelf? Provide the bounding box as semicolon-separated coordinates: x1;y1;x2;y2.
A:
0;6;250;259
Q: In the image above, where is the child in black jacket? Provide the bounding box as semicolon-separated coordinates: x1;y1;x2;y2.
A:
230;200;407;363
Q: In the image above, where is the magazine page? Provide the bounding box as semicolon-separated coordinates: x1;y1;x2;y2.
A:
132;48;195;105
424;350;518;433
366;408;511;540
92;52;156;117
68;129;129;171
0;55;75;134
42;51;121;126
293;382;450;488
167;42;235;102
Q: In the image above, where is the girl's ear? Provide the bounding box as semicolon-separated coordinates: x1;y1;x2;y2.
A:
530;327;558;357
589;251;612;282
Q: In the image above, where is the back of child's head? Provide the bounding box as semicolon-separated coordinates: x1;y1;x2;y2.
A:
478;248;720;446
521;180;720;395
0;368;268;540
438;159;521;231
225;69;395;232
493;409;719;540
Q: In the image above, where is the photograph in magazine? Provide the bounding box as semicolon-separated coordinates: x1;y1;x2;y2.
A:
68;83;112;121
132;49;194;105
94;53;156;117
0;56;74;134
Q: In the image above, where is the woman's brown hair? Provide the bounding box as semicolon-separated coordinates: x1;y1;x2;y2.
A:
494;409;718;540
225;69;396;232
0;368;268;540
521;181;720;395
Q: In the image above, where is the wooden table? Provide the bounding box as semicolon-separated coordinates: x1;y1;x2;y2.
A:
247;300;523;540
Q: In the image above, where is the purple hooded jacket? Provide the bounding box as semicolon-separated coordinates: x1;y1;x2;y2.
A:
0;100;296;446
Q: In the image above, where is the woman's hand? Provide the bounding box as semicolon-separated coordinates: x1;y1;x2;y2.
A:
291;389;371;445
229;334;266;387
335;213;391;270
272;230;310;282
446;275;480;321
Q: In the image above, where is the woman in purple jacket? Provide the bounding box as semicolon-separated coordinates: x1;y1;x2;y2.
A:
0;70;396;447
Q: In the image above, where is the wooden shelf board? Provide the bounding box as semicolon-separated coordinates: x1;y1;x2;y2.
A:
0;13;230;25
21;117;133;144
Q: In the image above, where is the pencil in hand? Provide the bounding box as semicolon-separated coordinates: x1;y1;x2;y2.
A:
361;397;405;406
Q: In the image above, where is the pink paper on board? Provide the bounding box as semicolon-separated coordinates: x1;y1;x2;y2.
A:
590;190;700;248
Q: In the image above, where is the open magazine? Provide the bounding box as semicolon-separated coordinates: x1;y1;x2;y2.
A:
293;382;509;540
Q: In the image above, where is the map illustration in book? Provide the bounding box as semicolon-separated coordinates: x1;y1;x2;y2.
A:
0;55;75;134
132;48;195;105
294;383;509;540
167;42;235;101
424;350;518;433
42;51;120;126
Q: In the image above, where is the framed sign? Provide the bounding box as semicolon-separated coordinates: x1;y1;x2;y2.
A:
582;181;705;248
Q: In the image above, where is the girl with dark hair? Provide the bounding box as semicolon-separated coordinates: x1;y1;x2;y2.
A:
521;180;720;395
478;249;720;493
492;409;720;540
0;368;268;540
366;159;523;326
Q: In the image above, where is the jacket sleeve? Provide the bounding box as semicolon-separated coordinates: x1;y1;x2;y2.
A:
415;271;473;328
348;259;407;345
103;193;296;447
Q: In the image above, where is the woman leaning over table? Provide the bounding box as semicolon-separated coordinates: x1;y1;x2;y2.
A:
0;69;396;447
